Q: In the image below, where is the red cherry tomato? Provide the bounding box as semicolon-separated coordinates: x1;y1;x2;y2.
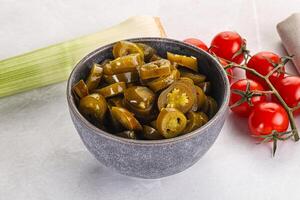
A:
229;79;266;117
273;76;300;114
246;51;284;89
183;38;209;51
210;31;246;64
248;102;289;137
218;58;233;83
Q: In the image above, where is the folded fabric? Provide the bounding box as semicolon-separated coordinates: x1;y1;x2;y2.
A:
277;13;300;73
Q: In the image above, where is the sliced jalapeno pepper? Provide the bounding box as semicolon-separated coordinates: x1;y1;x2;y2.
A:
115;130;138;139
79;93;107;122
150;120;157;129
103;71;139;84
127;82;139;88
142;125;164;140
167;52;198;72
137;43;156;62
103;54;143;75
104;99;123;132
184;111;208;133
178;77;195;86
72;79;89;99
157;80;197;113
156;108;187;138
124;86;155;110
147;69;180;92
113;41;144;59
179;69;206;84
75;40;217;140
139;59;171;80
100;59;112;65
123;86;156;121
195;86;206;110
105;105;123;132
107;96;124;107
201;97;209;113
178;78;198;111
150;54;162;62
111;107;142;131
96;82;126;98
197;81;211;94
207;96;218;118
124;100;156;121
86;63;103;91
171;62;178;70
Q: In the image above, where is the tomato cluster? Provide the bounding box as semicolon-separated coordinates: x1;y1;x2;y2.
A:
184;32;300;153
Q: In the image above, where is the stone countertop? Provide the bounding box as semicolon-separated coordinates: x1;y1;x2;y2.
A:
1;0;300;199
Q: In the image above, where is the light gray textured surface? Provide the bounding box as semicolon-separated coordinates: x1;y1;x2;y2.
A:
1;0;300;199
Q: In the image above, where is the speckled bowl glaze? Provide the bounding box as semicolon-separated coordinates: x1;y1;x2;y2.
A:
67;37;230;179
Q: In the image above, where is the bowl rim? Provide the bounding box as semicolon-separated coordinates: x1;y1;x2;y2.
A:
67;37;230;145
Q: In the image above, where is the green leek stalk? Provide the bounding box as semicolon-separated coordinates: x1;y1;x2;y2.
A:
0;16;166;97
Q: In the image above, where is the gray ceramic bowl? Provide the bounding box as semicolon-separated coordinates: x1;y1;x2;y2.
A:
67;37;230;179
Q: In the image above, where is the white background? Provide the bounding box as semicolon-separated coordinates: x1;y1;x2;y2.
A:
1;0;300;199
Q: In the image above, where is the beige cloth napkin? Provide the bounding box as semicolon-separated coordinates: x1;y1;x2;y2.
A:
277;13;300;73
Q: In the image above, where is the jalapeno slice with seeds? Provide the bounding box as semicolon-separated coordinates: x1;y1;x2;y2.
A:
183;111;208;133
86;63;103;91
156;108;187;138
72;79;89;99
157;81;196;113
167;52;198;72
96;82;126;98
103;54;143;75
139;59;171;80
177;78;198;111
111;107;142;131
113;41;144;59
79;93;107;122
